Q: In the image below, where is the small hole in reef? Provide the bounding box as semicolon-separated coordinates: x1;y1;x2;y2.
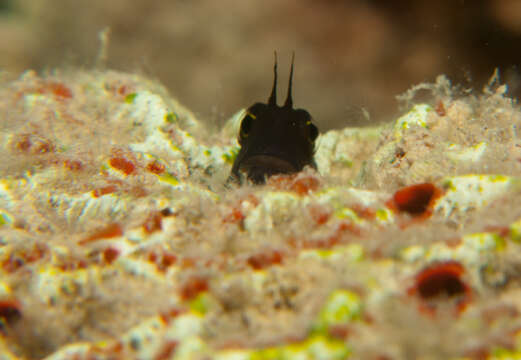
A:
418;272;465;298
392;183;439;215
0;301;22;327
413;262;468;300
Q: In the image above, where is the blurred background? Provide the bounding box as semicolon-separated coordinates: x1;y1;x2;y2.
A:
0;0;520;130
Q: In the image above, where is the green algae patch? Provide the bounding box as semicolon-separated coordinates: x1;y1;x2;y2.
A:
222;147;240;165
165;112;178;123
189;293;214;316
124;92;138;104
0;209;13;227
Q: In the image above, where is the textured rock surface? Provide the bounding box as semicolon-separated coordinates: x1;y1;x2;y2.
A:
1;70;521;359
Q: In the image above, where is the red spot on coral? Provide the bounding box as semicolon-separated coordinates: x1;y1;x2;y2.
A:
292;175;321;195
223;194;259;226
92;185;118;198
48;82;73;99
350;204;376;220
2;243;48;273
148;250;177;272
36;82;72;99
247;250;283;270
223;208;245;224
304;220;362;249
143;212;163;234
57;257;88;271
307;204;332;225
482;225;510;238
109;157;136;175
15;135;32;152
435;100;446;117
154;340;178;360
268;173;321;195
117;85;131;96
180;277;208;300
102;247;120;264
408;261;471;315
445;237;463;248
388;183;442;217
148;252;157;262
106;342;124;354
35;141;54;154
463;347;490;360
146;160;165;174
51;83;72;98
3;257;28;273
159;253;177;270
79;223;123;245
328;324;351;340
24;243;47;263
64;159;83;171
14;134;55;154
159;307;184;324
181;257;196;268
337;221;362;235
246;194;260;207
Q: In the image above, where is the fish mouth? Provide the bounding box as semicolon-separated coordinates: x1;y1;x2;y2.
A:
239;155;297;183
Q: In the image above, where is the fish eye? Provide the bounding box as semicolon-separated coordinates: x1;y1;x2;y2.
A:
239;113;255;140
307;122;318;143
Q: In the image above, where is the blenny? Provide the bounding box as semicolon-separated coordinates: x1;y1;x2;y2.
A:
230;53;319;184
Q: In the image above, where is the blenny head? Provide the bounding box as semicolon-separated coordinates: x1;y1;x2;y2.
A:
230;53;319;184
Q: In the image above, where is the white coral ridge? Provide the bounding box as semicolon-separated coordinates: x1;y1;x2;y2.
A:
394;104;431;138
447;142;487;163
435;175;517;217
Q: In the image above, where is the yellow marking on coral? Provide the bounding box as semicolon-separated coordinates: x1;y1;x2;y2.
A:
510;218;521;243
250;335;350;360
400;245;426;263
314;289;362;335
189;293;214;316
334;207;361;222
463;232;505;252
158;173;179;185
376;208;393;223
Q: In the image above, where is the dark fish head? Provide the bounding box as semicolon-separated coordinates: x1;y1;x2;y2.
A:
230;53;319;184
